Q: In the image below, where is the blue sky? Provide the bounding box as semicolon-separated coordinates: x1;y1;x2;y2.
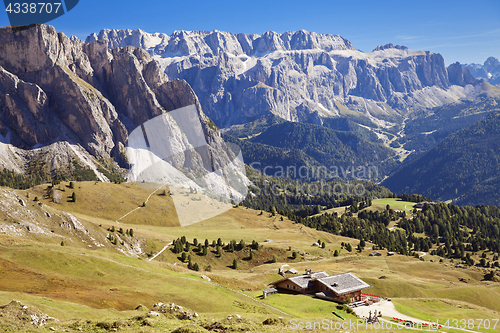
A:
1;0;499;64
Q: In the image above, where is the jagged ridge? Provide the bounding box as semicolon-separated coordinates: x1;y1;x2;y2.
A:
86;28;498;128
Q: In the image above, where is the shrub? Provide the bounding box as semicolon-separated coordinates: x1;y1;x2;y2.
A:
263;318;284;325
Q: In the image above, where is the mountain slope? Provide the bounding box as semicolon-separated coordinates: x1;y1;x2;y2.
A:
0;24;245;201
225;121;394;180
390;97;500;151
382;111;500;205
463;56;500;86
87;29;497;128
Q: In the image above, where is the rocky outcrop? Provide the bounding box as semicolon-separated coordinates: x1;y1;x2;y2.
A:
463;56;500;86
88;28;491;127
372;44;408;52
0;24;119;158
447;62;477;86
0;24;245;197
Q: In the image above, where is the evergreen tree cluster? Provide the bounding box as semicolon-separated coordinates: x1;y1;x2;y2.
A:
241;170;391;212
0;159;99;190
398;203;500;266
170;236;261;271
271;198;500;267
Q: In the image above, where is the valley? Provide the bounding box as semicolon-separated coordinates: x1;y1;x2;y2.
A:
0;20;500;333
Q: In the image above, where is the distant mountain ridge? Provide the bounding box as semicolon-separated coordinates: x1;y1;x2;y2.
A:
87;28;497;128
463;57;500;86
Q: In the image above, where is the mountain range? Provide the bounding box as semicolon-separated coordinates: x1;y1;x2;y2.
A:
86;29;496;128
1;24;500;206
462;56;500;86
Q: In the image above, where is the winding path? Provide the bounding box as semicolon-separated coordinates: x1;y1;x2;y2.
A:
115;185;164;224
148;241;173;261
353;300;480;333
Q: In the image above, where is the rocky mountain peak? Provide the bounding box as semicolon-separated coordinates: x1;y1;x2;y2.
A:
447;62;477;86
372;44;408;52
484;56;500;72
461;56;500;86
87;28;355;58
1;24;247;201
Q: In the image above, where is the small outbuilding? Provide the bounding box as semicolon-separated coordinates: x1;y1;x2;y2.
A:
369;251;382;257
262;287;277;299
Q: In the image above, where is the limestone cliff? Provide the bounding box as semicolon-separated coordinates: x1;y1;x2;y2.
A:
87;28;492;127
0;24;244;197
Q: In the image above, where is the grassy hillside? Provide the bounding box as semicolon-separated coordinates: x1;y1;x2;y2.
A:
0;182;499;332
28;182;180;226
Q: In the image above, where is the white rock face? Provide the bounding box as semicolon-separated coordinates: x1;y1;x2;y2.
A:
126;104;248;226
87;29;497;128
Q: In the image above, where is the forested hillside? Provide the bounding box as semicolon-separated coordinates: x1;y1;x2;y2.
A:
383;111;500;206
225;119;396;181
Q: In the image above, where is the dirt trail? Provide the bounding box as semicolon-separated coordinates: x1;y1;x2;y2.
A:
353;300;480;333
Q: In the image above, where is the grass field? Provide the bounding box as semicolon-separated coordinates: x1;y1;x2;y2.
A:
1;182;499;332
313;198;417;218
393;299;500;333
28;182;180;227
364;198;417;213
